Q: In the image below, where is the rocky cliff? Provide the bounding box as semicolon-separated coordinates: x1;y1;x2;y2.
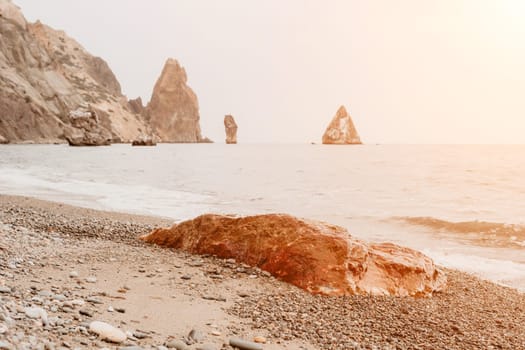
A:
322;105;362;144
142;213;446;297
0;0;156;144
145;58;205;143
0;1;207;144
224;114;237;144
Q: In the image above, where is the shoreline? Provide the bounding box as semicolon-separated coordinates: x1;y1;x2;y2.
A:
1;194;525;349
3;192;524;293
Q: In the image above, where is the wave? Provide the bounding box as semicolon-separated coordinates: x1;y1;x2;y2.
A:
422;250;525;292
0;167;217;220
393;216;525;249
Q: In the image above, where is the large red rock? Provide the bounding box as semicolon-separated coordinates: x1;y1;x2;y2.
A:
141;214;446;297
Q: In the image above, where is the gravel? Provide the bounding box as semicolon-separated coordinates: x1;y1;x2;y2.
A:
1;194;524;350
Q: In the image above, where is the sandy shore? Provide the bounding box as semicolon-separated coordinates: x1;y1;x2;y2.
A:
0;195;524;350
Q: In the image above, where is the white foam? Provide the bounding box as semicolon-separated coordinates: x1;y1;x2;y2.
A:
0;167;217;220
423;249;525;292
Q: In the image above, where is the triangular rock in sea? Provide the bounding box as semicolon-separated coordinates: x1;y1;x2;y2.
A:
322;105;362;144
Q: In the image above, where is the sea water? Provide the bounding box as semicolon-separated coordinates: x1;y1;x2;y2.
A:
1;143;524;290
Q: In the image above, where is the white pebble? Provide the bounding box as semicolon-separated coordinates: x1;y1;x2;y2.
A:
71;299;85;306
24;307;48;325
89;321;127;343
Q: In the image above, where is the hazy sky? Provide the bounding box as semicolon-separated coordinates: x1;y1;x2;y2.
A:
15;0;525;143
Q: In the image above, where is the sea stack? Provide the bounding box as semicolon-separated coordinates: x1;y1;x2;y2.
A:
224;115;238;144
322;105;362;144
146;58;205;143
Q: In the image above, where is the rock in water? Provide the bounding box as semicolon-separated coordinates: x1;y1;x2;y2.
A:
64;108;111;146
224;115;238;144
146;58;208;143
141;214;446;297
131;135;157;146
322;105;362;144
89;321;127;343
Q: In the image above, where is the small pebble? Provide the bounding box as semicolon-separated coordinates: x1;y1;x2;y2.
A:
89;321;127;343
79;309;94;317
85;276;97;283
165;339;188;350
195;345;215;350
253;336;266;344
0;341;13;350
86;297;103;304
24;307;48;325
188;329;204;343
229;338;263;350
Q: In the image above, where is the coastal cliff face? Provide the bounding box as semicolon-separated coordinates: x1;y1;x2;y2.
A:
145;59;204;143
322;105;362;144
0;0;153;144
142;213;446;297
224;114;237;144
0;1;208;144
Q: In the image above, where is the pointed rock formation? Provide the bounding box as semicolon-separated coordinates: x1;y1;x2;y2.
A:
127;97;144;115
0;0;153;144
224;115;238;144
146;59;205;142
0;1;208;144
141;213;446;297
322;106;362;144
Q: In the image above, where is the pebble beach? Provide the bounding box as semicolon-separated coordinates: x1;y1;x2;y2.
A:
0;194;524;350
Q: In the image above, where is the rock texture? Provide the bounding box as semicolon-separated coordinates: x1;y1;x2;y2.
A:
0;134;8;144
224;114;238;144
141;214;446;297
64;107;111;146
0;0;176;144
0;0;209;145
2;195;525;350
128;97;144;115
88;321;127;343
145;58;206;143
322;105;362;144
131;135;156;146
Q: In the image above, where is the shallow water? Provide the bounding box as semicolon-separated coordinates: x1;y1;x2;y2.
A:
1;143;524;290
